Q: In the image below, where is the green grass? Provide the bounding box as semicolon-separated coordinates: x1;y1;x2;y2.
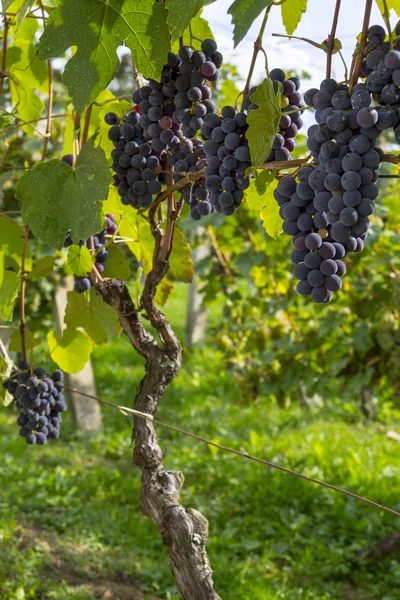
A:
1;286;400;599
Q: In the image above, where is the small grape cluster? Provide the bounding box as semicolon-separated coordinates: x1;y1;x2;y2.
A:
184;105;251;219
244;68;303;161
64;214;117;293
3;361;67;445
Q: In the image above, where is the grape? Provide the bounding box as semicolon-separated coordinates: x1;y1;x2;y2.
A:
384;50;400;70
367;24;385;45
331;221;350;243
341;171;361;191
342;153;362;172
305;233;322;250
357;107;378;128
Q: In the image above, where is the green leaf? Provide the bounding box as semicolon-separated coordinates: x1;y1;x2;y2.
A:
104;244;132;280
259;182;282;239
245;170;276;211
228;0;272;48
0;356;13;407
64;288;120;345
28;256;56;279
168;227;193;283
155;276;174;306
38;0;170;113
171;11;214;53
47;328;93;374
9;328;40;352
0;251;20;322
281;0;307;35
246;79;281;167
6;39;48;131
2;0;35;26
17;139;111;250
168;0;206;41
0;216;31;271
66;245;93;277
375;0;400;16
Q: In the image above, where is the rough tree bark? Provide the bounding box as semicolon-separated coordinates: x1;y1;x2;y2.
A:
96;188;220;599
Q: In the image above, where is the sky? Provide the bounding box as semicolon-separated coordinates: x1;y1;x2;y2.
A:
203;0;394;92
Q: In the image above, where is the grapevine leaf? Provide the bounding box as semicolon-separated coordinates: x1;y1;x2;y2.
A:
104;244;132;280
38;0;170;113
167;0;206;41
0;356;13;407
6;39;48;130
171;12;214;53
0;251;20;322
155;276;174;306
103;187;141;258
2;0;36;26
228;0;272;48
0;216;32;271
47;328;93;374
64;289;120;345
375;0;400;16
259;181;282;239
9;328;40;352
281;0;307;35
168;227;193;283
17;140;111;250
246;170;276;211
246;79;281;167
28;256;56;279
66;245;93;277
102;187;174;304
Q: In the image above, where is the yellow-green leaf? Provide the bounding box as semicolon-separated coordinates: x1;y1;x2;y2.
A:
246;79;281;167
103;244;132;280
155;277;174;306
28;256;56;279
246;170;277;211
0;216;32;271
64;288;120;345
168;227;193;283
0;251;20;322
9;328;40;352
47;328;93;374
66;245;93;277
260;192;283;239
281;0;307;35
375;0;400;16
171;11;214;52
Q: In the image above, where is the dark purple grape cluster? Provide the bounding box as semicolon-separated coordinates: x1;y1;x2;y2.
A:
275;175;348;303
64;214;117;294
183;105;250;219
360;22;400;142
276;73;384;303
243;68;303;161
3;361;67;445
105;111;164;209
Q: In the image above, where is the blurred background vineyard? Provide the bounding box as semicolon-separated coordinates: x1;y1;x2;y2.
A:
2;8;400;600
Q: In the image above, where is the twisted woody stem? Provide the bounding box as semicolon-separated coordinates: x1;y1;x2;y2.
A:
96;168;220;598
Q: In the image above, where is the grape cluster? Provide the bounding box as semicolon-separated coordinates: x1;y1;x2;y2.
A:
244;68;303;161
106;111;163;208
361;23;400;142
64;214;117;293
276;72;384;303
3;361;67;445
182;105;251;219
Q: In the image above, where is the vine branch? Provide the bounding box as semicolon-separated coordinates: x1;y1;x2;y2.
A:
242;5;271;105
326;0;342;78
349;0;373;90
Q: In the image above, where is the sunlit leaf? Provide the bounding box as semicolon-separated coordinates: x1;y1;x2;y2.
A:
47;328;93;374
281;0;307;35
246;79;281;167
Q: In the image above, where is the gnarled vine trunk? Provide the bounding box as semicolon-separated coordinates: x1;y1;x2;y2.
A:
97;277;220;600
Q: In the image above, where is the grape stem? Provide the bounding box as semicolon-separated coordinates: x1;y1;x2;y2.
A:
241;5;272;109
326;0;342;79
0;107;50;138
349;0;373;90
19;226;29;362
